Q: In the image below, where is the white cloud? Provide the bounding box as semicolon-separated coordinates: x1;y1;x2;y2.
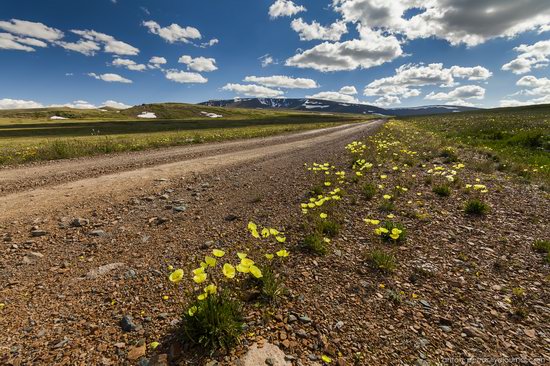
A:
148;56;167;69
373;95;401;107
0;98;43;109
286;26;403;72
502;40;550;74
333;0;550;47
0;19;63;41
500;75;550;107
200;38;219;48
88;72;133;83
164;70;208;83
50;100;97;109
0;32;37;52
102;100;131;109
112;58;146;71
306;91;360;103
259;54;276;67
222;83;284;97
425;85;486;100
499;99;529;107
70;29;139;56
57;39;100;56
143;20;201;44
269;0;306;19
363;63;491;102
339;85;357;95
291;18;348;41
243;75;318;89
178;55;218;72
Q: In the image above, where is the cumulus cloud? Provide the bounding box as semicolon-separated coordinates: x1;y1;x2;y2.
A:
222;83;284;97
148;56;167;69
0;19;63;41
50;100;97;109
291;18;348;41
339;85;357;95
88;72;133;83
269;0;306;19
200;38;219;48
112;58;146;71
102;100;131;109
259;54;276;67
373;95;401;107
0;32;39;52
143;20;201;44
178;55;218;72
164;70;208;83
333;0;550;47
306;91;360;103
502;40;550;74
57;39;100;56
66;29;139;56
363;63;491;104
243;75;318;89
286;26;403;72
425;85;486;101
0;98;44;109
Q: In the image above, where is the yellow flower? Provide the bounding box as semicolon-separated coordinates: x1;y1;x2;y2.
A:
386;214;395;219
188;306;198;316
390;233;400;240
391;228;402;235
167;265;174;271
383;194;392;200
379;227;389;233
193;267;205;275
269;228;280;236
261;228;270;238
205;256;216;267
324;181;331;186
149;342;160;350
223;263;236;278
320;213;328;219
162;295;169;300
193;272;207;284
321;355;332;363
378;283;385;289
380;175;387;179
265;253;274;260
236;263;250;273
200;261;208;269
412;293;418;299
204;284;217;294
247;221;257;231
168;269;184;283
212;249;225;257
249;265;263;278
275;235;286;243
276;249;289;257
241;257;255;267
250;229;260;238
197;293;208;300
237;252;247;259
0;303;4;310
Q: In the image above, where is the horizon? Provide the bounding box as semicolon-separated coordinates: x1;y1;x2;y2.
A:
1;0;550;110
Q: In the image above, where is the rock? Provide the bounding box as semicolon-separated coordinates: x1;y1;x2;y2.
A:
159;194;169;200
288;314;297;323
124;269;137;279
419;300;431;308
335;321;344;330
462;326;487;340
524;329;536;338
90;229;107;237
120;315;140;332
31;229;47;237
29;251;44;259
71;218;89;227
150;354;169;366
239;343;290;366
173;206;187;212
85;262;125;280
224;214;239;221
440;325;452;333
128;345;146;360
299;315;312;323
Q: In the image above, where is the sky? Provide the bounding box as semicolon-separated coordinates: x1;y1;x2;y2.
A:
0;0;549;110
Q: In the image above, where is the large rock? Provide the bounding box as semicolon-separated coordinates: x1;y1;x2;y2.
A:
239;343;290;366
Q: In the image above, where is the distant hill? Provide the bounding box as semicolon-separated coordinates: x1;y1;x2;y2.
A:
199;98;481;116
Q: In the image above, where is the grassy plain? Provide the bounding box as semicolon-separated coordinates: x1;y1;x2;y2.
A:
401;104;550;184
0;103;366;165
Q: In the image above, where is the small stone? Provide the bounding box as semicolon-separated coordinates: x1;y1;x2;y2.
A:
440;325;452;333
299;315;312;323
419;300;431;308
128;345;146;360
71;218;89;227
335;321;344;330
173;206;187;212
288;314;297;323
31;229;47;237
120;315;140;332
90;230;107;237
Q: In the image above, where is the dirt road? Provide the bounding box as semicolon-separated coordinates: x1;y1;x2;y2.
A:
0;121;382;221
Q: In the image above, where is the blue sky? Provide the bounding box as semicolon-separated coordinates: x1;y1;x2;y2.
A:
0;0;549;109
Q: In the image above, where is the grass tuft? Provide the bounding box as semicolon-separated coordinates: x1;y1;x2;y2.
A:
464;199;490;216
367;249;396;273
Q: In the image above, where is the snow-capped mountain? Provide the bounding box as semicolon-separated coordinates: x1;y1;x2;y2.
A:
199;98;481;116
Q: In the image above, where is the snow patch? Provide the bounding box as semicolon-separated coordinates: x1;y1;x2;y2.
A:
200;111;223;118
137;112;157;119
305;104;329;109
50;115;68;120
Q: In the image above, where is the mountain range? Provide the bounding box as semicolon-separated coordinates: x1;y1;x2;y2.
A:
199;98;481;117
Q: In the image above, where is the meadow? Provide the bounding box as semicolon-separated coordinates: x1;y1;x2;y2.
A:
0;103;365;165
401;104;550;184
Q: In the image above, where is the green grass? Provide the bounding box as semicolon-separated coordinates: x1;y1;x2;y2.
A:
0;103;366;165
401;104;550;184
464;199;490;216
303;232;329;255
367;249;397;274
432;184;451;197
